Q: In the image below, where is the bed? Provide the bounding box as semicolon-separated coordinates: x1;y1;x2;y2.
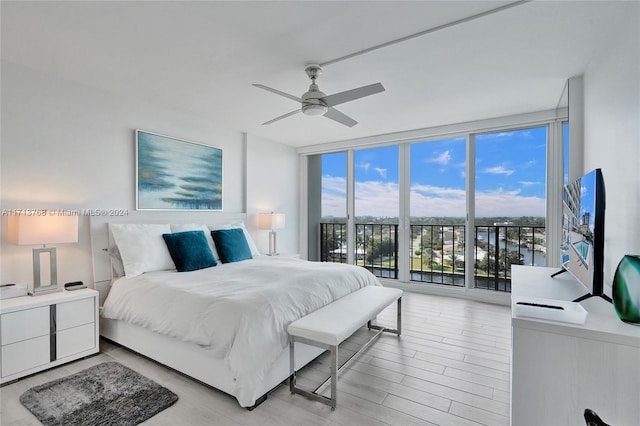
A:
90;212;381;408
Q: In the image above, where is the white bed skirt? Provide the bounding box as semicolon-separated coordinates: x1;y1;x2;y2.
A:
100;315;324;407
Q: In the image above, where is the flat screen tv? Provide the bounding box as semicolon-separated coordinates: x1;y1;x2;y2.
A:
555;168;610;302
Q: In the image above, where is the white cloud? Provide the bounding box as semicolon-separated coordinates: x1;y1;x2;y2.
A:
410;184;466;217
519;181;540;186
358;162;370;173
475;190;545;217
321;176;347;217
374;167;387;178
411;183;466;198
322;177;545;218
483;166;514;176
428;150;451;165
355;180;399;217
477;131;514;140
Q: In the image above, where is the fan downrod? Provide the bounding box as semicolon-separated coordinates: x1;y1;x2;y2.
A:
304;64;322;82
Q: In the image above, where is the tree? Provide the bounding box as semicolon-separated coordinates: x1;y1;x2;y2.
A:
366;237;395;264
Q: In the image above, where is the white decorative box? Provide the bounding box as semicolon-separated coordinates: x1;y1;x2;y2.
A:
512;296;588;324
0;283;28;299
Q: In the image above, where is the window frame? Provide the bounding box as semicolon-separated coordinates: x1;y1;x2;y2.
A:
300;108;568;304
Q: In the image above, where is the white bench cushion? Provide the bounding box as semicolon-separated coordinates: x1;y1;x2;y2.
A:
287;286;402;346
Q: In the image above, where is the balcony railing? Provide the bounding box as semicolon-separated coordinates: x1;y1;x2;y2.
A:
320;223;399;278
320;222;546;292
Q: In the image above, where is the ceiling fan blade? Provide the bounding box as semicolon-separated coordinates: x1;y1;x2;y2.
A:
262;109;301;125
322;83;385;107
324;107;358;127
252;84;302;103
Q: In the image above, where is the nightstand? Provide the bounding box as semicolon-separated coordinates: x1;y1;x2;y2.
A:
0;289;99;384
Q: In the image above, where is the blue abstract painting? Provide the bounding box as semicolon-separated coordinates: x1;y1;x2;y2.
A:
136;130;223;210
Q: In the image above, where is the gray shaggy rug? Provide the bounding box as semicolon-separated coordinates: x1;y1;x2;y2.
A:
19;362;178;426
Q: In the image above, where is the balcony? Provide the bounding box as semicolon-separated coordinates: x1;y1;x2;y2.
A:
320;222;546;292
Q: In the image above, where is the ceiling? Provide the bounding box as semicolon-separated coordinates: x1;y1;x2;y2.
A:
1;1;632;148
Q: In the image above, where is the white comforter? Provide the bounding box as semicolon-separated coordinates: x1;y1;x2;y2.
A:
101;256;380;406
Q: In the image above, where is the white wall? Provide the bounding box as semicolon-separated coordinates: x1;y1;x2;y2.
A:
246;134;299;255
583;4;640;286
0;61;296;287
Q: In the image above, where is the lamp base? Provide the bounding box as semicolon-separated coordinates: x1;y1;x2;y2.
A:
267;231;279;256
31;247;61;296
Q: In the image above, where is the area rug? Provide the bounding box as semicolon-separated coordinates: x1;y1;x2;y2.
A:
19;362;178;426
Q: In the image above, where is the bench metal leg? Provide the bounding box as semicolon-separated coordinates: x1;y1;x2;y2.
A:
289;339;295;393
289;296;402;410
397;297;402;335
290;337;337;409
329;345;337;409
368;297;402;336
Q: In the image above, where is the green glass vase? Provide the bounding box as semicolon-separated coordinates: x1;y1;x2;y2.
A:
612;255;640;324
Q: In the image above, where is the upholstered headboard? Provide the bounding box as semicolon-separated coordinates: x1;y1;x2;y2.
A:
89;211;248;286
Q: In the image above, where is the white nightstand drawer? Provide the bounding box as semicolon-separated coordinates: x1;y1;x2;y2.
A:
57;297;94;331
1;335;50;377
0;289;99;384
1;306;50;345
56;322;95;359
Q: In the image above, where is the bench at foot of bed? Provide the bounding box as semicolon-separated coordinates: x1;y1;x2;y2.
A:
287;286;402;410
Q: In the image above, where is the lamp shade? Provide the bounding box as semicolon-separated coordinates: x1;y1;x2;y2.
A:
258;212;285;230
8;215;78;245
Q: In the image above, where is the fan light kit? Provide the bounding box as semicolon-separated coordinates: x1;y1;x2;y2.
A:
253;64;385;127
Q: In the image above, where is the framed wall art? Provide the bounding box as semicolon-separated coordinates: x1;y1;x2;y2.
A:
136;130;223;210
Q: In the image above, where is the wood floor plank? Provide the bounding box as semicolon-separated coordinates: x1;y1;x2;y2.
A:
449;401;510;426
400;375;510;417
397;349;510;381
383;394;480;426
337;392;436;426
463;353;511;372
443;367;510;392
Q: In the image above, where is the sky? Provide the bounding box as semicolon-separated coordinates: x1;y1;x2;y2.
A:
578;169;597;230
322;127;548;218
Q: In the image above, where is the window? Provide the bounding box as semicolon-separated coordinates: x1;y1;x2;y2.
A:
473;127;547;291
410;138;466;286
320;152;347;263
310;111;565;296
354;146;399;278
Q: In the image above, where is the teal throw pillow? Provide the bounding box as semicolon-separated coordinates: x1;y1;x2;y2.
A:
162;230;217;272
211;228;253;263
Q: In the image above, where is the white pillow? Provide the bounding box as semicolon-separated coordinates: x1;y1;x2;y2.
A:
170;223;218;260
110;223;176;278
209;222;260;256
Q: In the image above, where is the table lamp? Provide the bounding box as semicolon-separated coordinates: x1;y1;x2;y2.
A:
258;212;285;256
8;214;78;295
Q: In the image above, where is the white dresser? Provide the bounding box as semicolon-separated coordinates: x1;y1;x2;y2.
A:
0;289;99;383
510;266;640;425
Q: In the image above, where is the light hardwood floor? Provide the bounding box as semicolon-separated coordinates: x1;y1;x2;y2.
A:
0;291;512;426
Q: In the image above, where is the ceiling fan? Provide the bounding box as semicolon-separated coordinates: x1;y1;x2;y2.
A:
253;64;385;127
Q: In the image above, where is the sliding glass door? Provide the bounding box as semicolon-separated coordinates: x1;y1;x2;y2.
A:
320;152;347;263
410;138;467;286
312;115;563;295
473;127;548;291
354;146;399;278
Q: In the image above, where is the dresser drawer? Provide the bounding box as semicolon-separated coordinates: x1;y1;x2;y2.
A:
1;306;50;345
1;335;50;377
56;323;95;359
57;297;95;331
